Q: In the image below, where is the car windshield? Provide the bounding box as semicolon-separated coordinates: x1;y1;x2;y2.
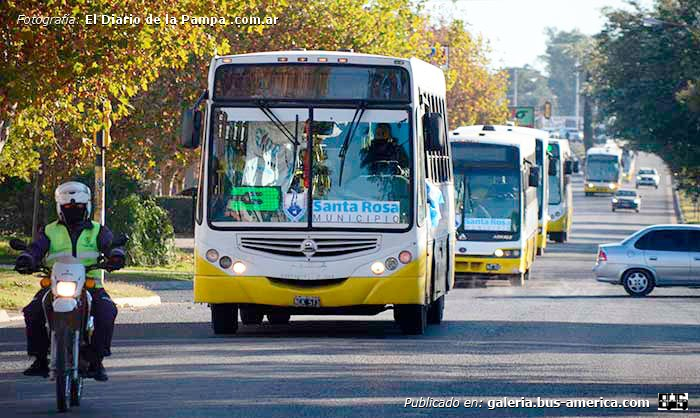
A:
616;190;636;197
208;107;412;229
638;169;655;175
455;168;521;235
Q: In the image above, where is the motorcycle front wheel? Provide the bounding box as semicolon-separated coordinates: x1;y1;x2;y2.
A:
54;328;70;412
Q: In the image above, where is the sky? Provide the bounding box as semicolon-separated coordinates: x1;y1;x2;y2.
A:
426;0;655;71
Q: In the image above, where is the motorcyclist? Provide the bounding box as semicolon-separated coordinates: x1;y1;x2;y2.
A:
15;181;125;382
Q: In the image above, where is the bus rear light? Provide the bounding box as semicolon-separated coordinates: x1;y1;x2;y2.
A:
222;58;232;63
337;57;348;63
277;57;288;62
297;57;308;62
317;57;328;62
385;257;399;271
370;261;385;275
205;249;219;262
232;261;247;274
398;251;412;264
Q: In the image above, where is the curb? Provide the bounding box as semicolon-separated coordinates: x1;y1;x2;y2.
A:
0;309;23;323
672;187;686;224
113;295;161;308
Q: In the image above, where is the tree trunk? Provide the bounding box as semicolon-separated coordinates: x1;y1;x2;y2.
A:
31;161;44;241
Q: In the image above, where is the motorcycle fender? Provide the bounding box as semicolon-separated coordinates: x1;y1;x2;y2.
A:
53;298;77;313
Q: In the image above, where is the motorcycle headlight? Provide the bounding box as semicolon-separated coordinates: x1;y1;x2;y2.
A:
56;281;77;297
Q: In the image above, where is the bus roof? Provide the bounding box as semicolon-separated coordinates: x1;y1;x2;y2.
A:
449;129;537;156
587;145;622;157
454;125;549;147
208;50;444;100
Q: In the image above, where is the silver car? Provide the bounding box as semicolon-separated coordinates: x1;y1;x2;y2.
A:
593;224;700;296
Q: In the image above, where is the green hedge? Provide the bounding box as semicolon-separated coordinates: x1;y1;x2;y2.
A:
109;194;175;266
155;196;194;234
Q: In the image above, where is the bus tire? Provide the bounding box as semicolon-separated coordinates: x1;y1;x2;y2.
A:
267;312;291;325
509;272;526;287
536;247;543;256
211;304;238;334
427;296;444;325
240;307;264;325
396;305;427;335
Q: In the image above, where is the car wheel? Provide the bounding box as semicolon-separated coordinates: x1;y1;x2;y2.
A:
635;208;640;213
211;304;239;334
612;207;615;212
635;183;639;188
622;269;655;297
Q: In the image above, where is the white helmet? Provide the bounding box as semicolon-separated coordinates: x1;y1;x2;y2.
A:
55;181;92;223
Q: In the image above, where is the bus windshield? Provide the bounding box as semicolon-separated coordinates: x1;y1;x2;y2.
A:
454;168;521;237
208;107;412;229
586;155;620;182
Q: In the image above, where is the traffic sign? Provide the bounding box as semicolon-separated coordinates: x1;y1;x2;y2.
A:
509;106;535;128
544;101;552;119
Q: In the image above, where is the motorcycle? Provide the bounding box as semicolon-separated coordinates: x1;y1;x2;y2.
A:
11;236;126;413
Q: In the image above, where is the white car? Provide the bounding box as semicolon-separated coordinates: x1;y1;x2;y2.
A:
636;168;659;189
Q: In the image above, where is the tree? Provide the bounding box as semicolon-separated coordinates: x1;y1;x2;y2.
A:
432;20;509;128
505;65;555;109
591;0;700;191
541;28;592;116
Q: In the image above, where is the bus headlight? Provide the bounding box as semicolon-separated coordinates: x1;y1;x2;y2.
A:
588;183;594;188
206;249;219;262
494;249;504;257
370;261;385;275
608;183;615;189
398;251;412;264
612;198;618;203
384;257;399;271
232;261;247;274
495;249;521;258
56;281;77;297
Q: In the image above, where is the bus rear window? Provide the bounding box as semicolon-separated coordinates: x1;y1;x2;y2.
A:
214;64;410;102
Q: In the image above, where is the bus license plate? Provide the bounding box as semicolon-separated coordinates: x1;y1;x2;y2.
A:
294;296;320;308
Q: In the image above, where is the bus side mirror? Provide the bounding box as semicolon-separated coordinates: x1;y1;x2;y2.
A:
529;166;541;187
181;109;202;149
423;113;445;152
564;160;573;175
573;160;580;173
548;159;558;176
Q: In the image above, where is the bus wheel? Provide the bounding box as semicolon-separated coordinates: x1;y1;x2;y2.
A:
267;312;291;325
211;304;239;335
509;272;526;287
427;296;444;325
396;305;427;335
240;307;264;325
536;247;544;256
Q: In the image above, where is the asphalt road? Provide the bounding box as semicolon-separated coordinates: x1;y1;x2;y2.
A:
2;152;699;417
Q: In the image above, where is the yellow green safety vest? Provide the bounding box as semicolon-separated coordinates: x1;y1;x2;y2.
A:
45;220;103;285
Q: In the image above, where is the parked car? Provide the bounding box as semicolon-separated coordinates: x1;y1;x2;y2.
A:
636;167;660;189
611;189;641;212
593;224;700;296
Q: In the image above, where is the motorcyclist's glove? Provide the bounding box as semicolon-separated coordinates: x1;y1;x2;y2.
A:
15;254;35;275
105;255;125;272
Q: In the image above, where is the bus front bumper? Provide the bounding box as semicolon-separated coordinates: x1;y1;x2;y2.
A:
193;255;427;307
585;183;618;193
455;255;523;276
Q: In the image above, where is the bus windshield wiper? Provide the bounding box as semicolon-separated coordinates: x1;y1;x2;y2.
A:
338;103;366;186
257;100;299;146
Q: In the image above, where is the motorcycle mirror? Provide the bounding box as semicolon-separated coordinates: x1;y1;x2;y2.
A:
9;238;28;252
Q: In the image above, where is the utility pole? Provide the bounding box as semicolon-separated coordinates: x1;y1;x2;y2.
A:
574;61;580;131
93;101;111;225
513;68;519;106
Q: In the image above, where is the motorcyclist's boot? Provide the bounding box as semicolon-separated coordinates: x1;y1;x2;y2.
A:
23;357;49;378
87;358;108;382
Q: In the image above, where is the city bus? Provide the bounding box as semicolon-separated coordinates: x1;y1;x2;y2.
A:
449;126;540;286
547;138;574;243
180;50;456;335
454;125;551;256
584;145;623;195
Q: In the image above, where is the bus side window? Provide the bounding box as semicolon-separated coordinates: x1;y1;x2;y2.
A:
416;107;427;226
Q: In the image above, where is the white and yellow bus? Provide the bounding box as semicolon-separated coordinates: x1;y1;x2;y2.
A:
584;145;623;195
449;126;540;286
547;138;574;243
180;50;455;335
454;125;551;256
